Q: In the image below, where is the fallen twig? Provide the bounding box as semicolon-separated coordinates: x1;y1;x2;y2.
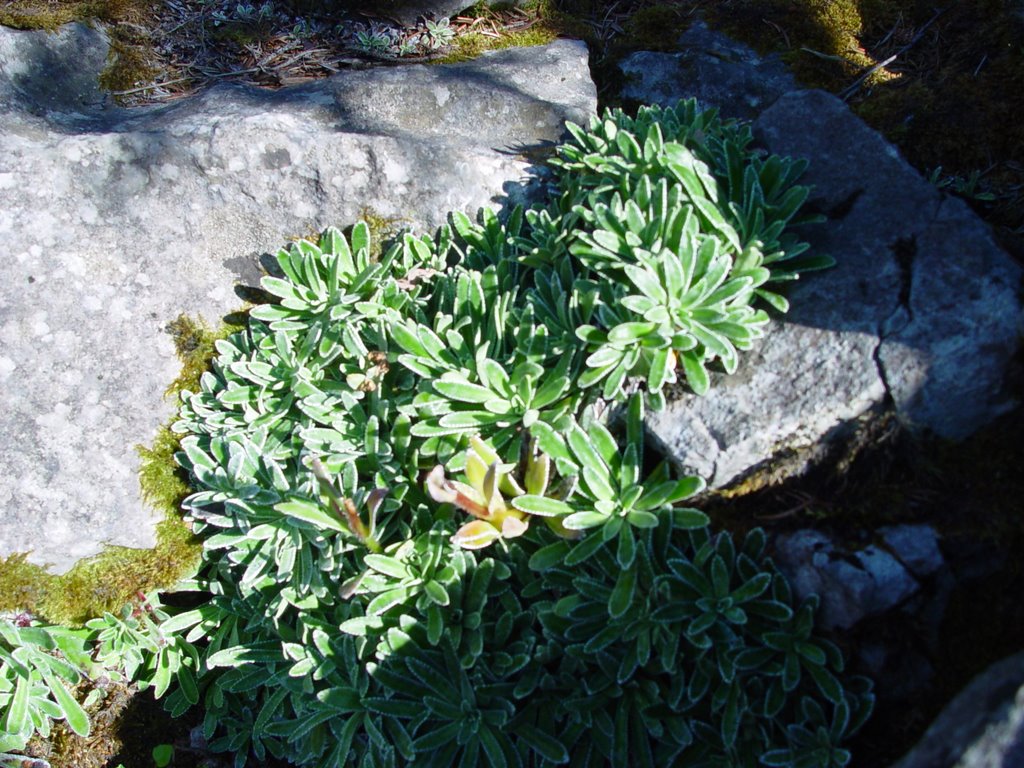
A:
838;53;898;100
840;8;945;101
110;66;261;96
110;76;193;95
762;18;790;49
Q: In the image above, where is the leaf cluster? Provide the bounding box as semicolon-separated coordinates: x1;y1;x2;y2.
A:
155;101;871;768
7;101;867;766
0;621;92;752
0;594;191;753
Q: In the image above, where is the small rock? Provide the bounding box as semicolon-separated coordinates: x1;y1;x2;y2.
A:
891;651;1024;768
773;529;920;630
619;21;797;120
855;545;921;613
880;524;944;578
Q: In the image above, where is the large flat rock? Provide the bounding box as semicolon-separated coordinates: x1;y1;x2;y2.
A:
0;24;596;571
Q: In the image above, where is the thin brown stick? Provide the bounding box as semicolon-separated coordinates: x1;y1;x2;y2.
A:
111;66;261;95
110;76;193;95
838;53;898;100
840;8;945;101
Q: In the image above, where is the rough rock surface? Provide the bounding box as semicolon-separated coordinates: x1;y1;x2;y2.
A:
637;46;1023;487
772;528;933;631
619;21;797;120
879;524;944;579
893;651;1024;768
773;523;956;703
0;23;596;572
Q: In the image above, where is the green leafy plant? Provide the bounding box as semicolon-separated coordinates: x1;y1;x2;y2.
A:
520;101;831;398
927;166;997;202
87;595;200;703
0;594;189;757
3;101;872;766
0;620;91;752
156;101;871;768
424;17;455;49
210;2;276;31
354;24;396;56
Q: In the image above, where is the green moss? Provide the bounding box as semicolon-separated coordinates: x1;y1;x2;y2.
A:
0;0;162;101
436;25;559;63
164;313;243;397
0;0;110;31
703;0;886;89
619;4;692;52
97;36;160;94
0;553;49;616
0;421;203;624
0;488;201;626
0;315;244;625
431;0;587;64
355;207;410;260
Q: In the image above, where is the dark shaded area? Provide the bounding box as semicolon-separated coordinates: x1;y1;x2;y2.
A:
702;348;1024;767
107;691;275;768
281;0;472;26
693;0;1024;258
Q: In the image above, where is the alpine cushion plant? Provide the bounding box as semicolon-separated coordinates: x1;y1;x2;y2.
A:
0;594;200;756
525;101;832;400
1;100;872;765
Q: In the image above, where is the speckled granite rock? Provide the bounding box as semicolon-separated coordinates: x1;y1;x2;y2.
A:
0;23;596;572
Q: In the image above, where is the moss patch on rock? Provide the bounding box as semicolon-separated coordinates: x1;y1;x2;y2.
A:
1;0;163;100
619;3;693;52
0;315;244;625
434;0;590;63
437;24;557;62
97;33;160;94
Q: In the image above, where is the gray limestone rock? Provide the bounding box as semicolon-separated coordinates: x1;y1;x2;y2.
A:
619;21;798;120
892;651;1024;768
646;88;1023;488
877;195;1023;439
0;22;110;121
0;24;596;572
773;529;920;631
